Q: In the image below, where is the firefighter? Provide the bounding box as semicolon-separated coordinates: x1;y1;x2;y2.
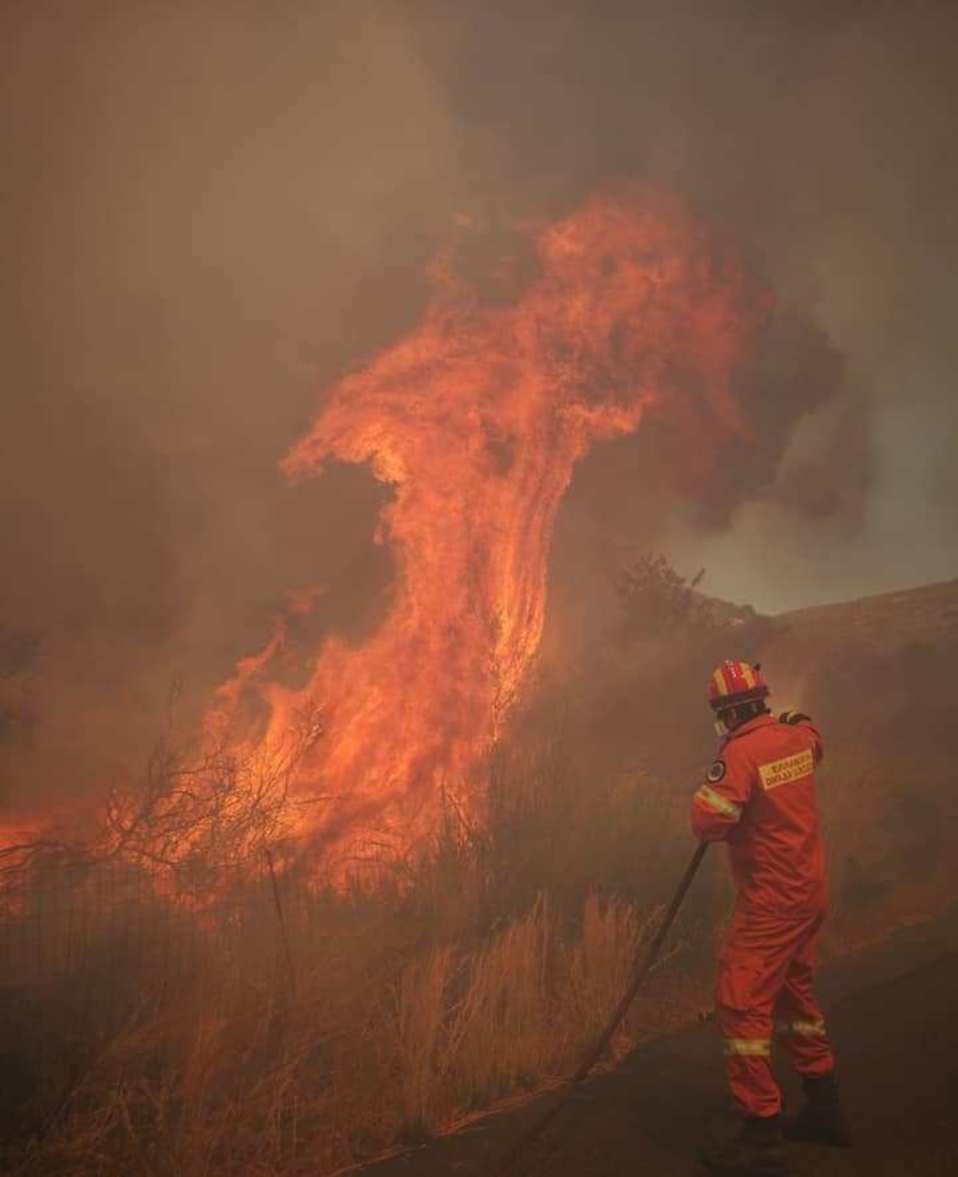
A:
691;660;851;1176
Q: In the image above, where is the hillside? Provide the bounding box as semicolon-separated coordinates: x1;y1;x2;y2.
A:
768;577;958;650
754;578;958;951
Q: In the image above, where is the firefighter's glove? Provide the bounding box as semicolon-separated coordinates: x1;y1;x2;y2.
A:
779;709;812;725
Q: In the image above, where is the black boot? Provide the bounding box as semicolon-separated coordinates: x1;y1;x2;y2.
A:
699;1113;790;1176
782;1071;853;1147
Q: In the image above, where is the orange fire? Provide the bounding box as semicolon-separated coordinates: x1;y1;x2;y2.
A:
206;187;769;865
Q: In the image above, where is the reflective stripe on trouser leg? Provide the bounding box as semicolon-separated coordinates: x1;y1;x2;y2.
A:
725;1037;772;1056
717;1008;781;1117
774;942;836;1079
775;1018;826;1039
774;1016;834;1078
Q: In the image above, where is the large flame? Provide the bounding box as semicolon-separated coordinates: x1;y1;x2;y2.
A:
206;188;769;862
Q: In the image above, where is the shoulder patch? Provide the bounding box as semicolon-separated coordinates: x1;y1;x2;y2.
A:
779;710;812;726
707;759;727;783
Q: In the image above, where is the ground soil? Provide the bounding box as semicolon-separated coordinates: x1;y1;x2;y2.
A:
366;901;958;1177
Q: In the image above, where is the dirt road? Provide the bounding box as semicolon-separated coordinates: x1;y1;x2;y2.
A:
367;904;958;1177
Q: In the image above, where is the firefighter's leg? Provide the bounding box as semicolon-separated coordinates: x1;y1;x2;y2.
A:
714;908;793;1118
716;956;782;1118
704;926;790;1174
775;918;852;1147
773;917;835;1079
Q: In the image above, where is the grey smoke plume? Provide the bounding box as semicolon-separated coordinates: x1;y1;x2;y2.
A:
2;1;957;817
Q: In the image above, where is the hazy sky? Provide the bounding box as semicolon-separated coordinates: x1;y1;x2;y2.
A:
2;0;957;808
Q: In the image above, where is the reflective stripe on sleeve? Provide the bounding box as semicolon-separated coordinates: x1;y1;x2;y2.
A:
695;785;742;821
775;1018;827;1039
723;1037;771;1057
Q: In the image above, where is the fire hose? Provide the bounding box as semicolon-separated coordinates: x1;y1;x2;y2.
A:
492;840;709;1176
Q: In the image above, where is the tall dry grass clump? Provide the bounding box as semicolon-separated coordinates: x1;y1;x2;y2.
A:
391;890;658;1139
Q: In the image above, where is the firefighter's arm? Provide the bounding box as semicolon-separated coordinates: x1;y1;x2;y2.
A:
779;710;824;763
689;750;752;842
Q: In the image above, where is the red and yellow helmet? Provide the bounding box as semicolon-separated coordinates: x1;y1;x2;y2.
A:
707;660;770;712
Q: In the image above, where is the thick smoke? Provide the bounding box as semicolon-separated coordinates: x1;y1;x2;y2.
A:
2;1;957;819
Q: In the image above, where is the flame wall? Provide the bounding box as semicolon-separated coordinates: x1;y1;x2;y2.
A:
207;190;769;858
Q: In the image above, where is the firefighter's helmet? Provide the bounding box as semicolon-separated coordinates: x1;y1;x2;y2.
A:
708;660;770;712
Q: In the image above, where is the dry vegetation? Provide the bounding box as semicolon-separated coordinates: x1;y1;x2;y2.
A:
3;565;956;1175
0;735;708;1177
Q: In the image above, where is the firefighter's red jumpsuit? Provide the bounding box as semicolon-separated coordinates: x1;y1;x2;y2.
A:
690;713;836;1118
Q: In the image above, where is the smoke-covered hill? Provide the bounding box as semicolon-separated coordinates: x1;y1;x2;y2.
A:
755;578;958;949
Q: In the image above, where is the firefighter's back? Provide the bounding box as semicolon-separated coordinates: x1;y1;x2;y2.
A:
724;715;826;916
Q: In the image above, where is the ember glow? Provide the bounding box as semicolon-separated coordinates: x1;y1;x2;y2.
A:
206;189;769;861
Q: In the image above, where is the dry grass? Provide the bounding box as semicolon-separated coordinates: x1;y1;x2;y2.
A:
391;889;654;1134
0;738;707;1177
0;892;673;1176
